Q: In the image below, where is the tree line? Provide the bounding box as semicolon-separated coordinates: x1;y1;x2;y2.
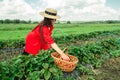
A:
84;20;120;24
0;19;39;24
0;19;120;24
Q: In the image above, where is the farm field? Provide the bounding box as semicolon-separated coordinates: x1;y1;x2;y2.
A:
0;23;120;80
0;23;120;40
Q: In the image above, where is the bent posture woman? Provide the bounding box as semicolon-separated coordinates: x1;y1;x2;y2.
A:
23;8;70;61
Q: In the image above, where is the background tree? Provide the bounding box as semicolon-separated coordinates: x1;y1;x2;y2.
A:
0;20;3;24
13;19;20;24
4;19;11;24
67;21;71;24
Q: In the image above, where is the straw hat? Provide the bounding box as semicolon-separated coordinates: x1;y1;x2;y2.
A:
40;8;61;19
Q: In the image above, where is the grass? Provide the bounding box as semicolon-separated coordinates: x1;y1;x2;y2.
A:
0;23;120;40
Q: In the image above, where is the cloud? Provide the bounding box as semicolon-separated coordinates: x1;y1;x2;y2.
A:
44;0;64;9
58;0;119;21
0;0;40;21
0;0;119;21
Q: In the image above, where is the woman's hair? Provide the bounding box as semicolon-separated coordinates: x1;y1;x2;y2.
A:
32;17;53;33
40;17;53;27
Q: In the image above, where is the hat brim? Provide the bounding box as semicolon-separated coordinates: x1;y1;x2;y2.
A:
40;12;61;19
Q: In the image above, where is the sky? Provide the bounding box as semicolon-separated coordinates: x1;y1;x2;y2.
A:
0;0;120;21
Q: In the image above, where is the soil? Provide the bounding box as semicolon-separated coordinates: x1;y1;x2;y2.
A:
80;57;120;80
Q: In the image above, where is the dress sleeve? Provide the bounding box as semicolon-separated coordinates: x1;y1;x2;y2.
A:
42;26;54;44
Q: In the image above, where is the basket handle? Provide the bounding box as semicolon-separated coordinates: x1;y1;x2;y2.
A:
61;48;70;61
59;48;67;60
63;48;69;55
59;48;69;60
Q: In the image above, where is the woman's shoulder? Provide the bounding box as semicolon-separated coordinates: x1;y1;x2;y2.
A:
32;24;40;31
43;25;53;28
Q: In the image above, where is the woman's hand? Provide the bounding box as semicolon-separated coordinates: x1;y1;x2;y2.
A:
51;43;70;61
60;53;70;61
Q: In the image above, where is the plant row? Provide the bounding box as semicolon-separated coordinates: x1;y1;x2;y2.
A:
0;38;120;80
0;30;120;49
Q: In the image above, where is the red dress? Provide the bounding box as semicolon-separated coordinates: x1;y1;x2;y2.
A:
24;24;54;55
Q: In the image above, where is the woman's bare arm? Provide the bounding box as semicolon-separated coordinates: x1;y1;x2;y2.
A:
51;43;70;61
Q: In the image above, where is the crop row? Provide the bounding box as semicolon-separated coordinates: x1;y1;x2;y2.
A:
0;38;120;80
0;30;120;49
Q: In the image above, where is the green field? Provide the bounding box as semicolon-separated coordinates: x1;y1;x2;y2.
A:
1;23;120;80
0;23;120;40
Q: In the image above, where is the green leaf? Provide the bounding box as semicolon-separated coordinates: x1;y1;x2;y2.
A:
27;71;41;80
15;59;22;64
40;69;45;76
44;54;49;59
49;67;57;73
44;71;51;80
48;58;54;63
24;60;30;65
42;63;49;69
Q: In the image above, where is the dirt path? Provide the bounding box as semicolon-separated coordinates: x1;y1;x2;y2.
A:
94;57;120;80
81;57;120;80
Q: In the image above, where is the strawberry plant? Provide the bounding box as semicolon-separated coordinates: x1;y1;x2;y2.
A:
1;30;120;79
0;51;63;80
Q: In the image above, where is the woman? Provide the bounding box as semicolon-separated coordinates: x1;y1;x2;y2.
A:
23;8;70;61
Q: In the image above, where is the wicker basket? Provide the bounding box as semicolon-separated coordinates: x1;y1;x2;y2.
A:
51;48;78;72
